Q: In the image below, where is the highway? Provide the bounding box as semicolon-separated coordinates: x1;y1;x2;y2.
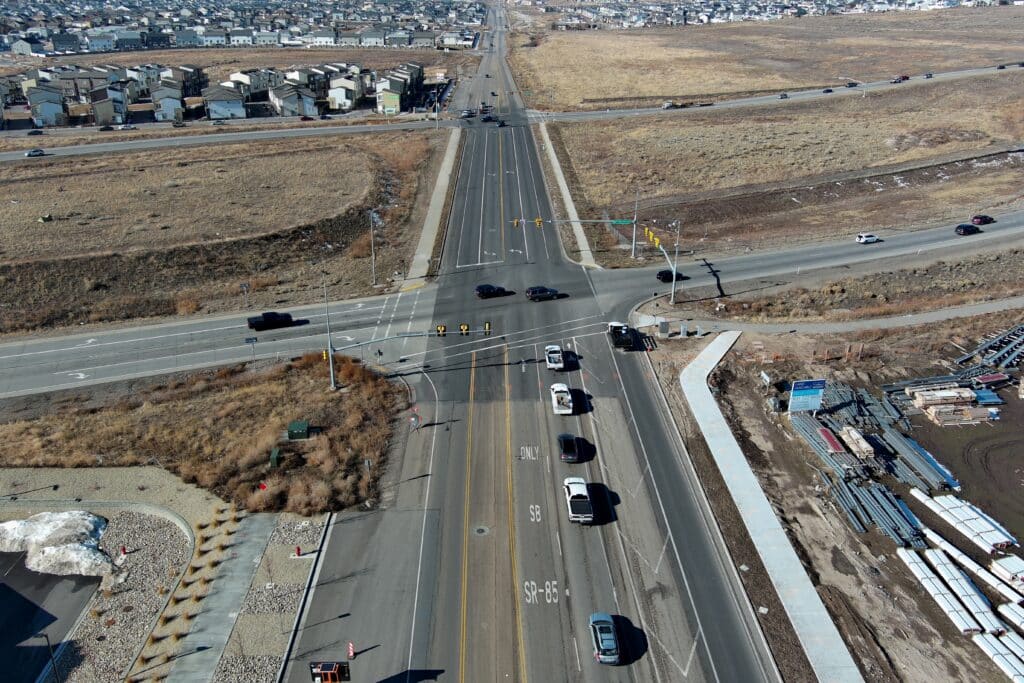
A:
3;11;1024;683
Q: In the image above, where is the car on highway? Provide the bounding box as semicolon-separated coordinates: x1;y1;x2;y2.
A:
212;120;226;125
24;148;45;157
496;120;505;127
300;115;315;121
563;477;594;523
822;88;834;94
475;284;507;299
319;114;332;120
485;73;491;78
557;433;579;463
971;214;994;225
99;125;114;131
997;64;1006;70
460;110;475;118
118;124;136;130
246;311;294;331
656;269;684;282
925;72;934;79
855;233;880;244
172;121;186;128
27;129;43;136
955;223;981;236
481;114;494;123
490;91;498;96
588;613;620;664
846;82;858;88
778;93;789;99
526;286;558;301
545;345;565;370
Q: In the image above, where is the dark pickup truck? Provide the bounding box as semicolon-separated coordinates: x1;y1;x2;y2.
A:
607;322;634;351
247;311;293;331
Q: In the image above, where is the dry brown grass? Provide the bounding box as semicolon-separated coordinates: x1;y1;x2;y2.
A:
0;355;403;514
549;72;1024;210
0;137;373;261
510;7;1024;110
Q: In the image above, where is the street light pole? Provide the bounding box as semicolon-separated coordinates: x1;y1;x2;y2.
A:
671;220;681;305
322;272;337;391
37;632;62;683
630;188;639;258
368;211;377;286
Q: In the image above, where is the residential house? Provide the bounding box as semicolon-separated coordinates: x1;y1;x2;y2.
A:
202;84;245;119
229;29;253;46
174;29;201;47
27;84;64;126
376;85;402;114
360;29;386;47
145;31;171;49
311;30;336;46
125;64;164;94
327;71;363;111
87;33;116;52
161;65;206;97
254;31;280;46
201;30;227;47
50;33;81;52
91;97;115;126
411;31;436;48
269;83;317;117
338;31;360;47
151;83;182;121
229;68;285;98
115;31;144;51
386;30;410;47
11;39;45;56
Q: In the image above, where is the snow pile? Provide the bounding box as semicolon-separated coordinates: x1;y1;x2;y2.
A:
0;511;113;577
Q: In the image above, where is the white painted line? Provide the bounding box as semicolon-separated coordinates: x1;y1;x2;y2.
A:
555;529;562;558
572;635;582;672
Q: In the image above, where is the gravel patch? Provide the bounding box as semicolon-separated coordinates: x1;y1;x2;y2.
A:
240;582;305;615
269;517;325;549
211;654;281;683
51;511;189;683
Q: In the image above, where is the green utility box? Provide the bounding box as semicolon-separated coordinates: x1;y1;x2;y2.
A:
270;447;281;468
287;420;310;440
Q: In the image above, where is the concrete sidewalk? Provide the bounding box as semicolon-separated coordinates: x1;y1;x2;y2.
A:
537;121;597;268
403;127;462;290
168;512;278;683
680;332;862;683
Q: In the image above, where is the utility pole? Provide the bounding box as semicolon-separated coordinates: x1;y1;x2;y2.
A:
630;188;640;258
671;220;681;305
372;208;380;282
322;272;337;391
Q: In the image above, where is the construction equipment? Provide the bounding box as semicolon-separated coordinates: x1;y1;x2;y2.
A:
309;661;350;682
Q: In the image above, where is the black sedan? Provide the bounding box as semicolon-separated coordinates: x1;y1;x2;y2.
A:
971;214;994;225
955;224;981;236
475;284;507;299
525;286;559;301
656;269;684;283
558;433;579;463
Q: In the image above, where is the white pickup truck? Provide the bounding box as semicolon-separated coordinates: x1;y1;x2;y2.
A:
563;477;594;524
550;383;573;415
545;344;565;370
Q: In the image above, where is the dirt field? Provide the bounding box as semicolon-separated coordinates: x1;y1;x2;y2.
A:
649;312;1024;681
0;353;404;513
691;248;1024;321
546;73;1024;266
510;7;1024;111
19;48;479;84
0;129;445;333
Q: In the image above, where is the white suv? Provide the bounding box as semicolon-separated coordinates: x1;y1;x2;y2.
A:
856;233;879;244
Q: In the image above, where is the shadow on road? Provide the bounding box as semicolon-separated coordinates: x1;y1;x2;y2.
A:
612;615;648;666
589;482;619;525
376;669;445;683
569;388;593;415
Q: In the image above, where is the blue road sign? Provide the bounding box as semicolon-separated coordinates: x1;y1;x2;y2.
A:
790;379;827;413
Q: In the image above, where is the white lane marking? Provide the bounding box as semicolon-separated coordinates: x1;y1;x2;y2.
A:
572;636;582;672
405;370;441;681
401;289;421;352
453;130;481;268
555;530;562;558
63;372;88;380
383;291;403;340
604;335;721;683
509;125;530;262
74;338;98;347
520;125;551;261
478;132;491;264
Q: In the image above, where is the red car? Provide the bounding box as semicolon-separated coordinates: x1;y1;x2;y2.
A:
971;214;994;225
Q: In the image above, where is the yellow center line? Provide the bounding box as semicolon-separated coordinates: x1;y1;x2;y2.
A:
506;345;528;682
459;351;477;683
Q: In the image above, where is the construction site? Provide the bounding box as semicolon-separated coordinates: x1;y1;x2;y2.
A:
651;314;1024;681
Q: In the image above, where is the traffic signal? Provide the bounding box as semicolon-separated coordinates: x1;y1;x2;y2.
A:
534;217;543;228
436;324;446;337
484;321;492;336
459;323;470;336
653;236;661;248
512;218;519;228
322;350;328;361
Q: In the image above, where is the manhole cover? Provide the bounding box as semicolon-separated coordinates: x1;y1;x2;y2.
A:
474;526;490;536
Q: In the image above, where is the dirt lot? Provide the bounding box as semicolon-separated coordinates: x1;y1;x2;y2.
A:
691;248;1024;322
0;352;404;513
0;129;445;333
510;7;1024;111
546;73;1024;265
14;47;479;84
649;312;1024;681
